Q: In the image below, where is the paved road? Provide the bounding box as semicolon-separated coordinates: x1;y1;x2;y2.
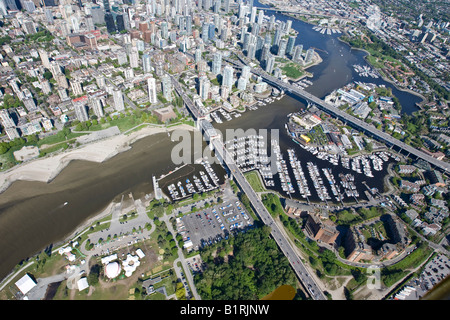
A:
163;214;201;300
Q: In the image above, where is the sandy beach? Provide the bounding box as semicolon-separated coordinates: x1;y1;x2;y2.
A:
0;123;196;194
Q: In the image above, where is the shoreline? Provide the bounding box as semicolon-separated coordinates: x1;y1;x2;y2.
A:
0;123;196;195
336;36;428;110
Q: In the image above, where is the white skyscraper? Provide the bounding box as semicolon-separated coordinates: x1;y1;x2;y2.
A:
0;0;7;16
113;88;125;111
304;48;315;64
293;45;303;63
257;10;264;25
70;79;83;96
222;65;234;89
129;47;139;68
212;52;222;75
38;49;51;69
199;75;210;100
161;74;172;102
147;77;157;104
265;54;275;74
74;103;89;122
241;65;251;80
142;53;152;73
91;97;104;118
250;6;257;24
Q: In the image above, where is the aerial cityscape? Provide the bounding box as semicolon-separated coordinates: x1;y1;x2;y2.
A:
0;0;448;304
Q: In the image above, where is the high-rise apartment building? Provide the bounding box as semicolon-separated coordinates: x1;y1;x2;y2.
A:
91;97;104;118
142;53;152;73
161;74;172;102
113;88;125;111
74;103;89;122
212;52;222;75
71;79;83;96
199;75;210;100
286;35;296;56
129;47;139;68
147;77;157;104
222;65;234;89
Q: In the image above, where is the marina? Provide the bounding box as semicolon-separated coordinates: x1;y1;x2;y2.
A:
312;25;342;35
306;161;331;203
164;158;221;202
287;149;312;200
292;78;314;90
353;64;380;78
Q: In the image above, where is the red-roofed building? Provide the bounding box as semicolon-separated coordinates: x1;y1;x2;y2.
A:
73;95;88;104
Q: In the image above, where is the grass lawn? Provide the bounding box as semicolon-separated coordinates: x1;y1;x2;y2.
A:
244;170;266;192
281;62;305;79
261;193;284;217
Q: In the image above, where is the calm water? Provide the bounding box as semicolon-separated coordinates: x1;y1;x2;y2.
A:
0;7;425;281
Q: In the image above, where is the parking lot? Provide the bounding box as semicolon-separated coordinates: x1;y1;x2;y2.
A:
419;254;450;291
177;198;254;250
393;254;450;300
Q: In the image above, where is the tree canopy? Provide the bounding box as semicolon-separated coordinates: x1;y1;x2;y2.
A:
194;226;297;300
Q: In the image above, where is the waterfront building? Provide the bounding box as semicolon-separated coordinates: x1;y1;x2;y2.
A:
113;88;125;111
293;44;303;63
91;97;104;118
237;77;247;91
305;48;315;64
304;214;339;245
286;35;296;56
74;102;89;122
